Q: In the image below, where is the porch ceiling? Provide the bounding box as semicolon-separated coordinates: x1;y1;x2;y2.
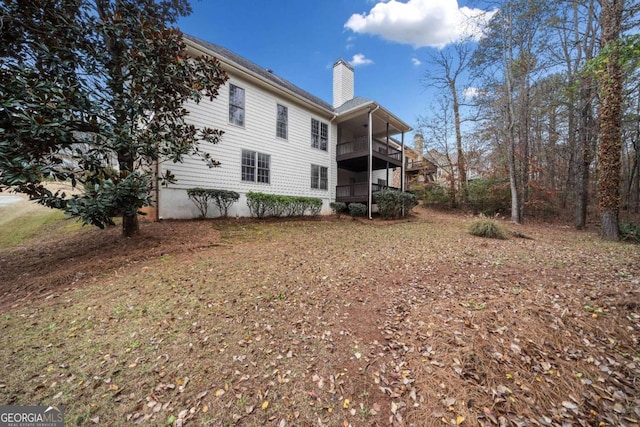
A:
336;104;411;140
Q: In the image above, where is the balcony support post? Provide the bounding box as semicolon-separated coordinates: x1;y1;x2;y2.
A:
401;131;405;216
368;106;379;219
386;122;390;187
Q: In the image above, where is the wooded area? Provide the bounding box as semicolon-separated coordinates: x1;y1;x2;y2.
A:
419;0;640;240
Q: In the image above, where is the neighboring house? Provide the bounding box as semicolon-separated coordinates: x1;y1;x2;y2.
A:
423;148;485;188
155;35;411;219
404;134;437;187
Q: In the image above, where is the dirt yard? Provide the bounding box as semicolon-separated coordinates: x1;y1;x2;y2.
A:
0;208;638;426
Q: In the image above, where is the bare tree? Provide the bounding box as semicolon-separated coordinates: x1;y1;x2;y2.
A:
424;41;475;203
418;97;458;207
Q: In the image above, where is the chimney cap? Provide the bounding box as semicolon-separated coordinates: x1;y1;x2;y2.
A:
333;58;354;71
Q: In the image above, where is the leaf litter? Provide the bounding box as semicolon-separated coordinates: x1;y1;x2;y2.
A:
0;208;638;426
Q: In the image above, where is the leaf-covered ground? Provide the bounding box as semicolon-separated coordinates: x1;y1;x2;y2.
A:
0;208;639;426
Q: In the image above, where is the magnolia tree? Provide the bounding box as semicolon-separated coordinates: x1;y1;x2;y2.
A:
0;0;227;236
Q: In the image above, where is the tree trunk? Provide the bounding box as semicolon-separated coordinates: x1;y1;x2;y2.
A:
601;210;619;239
451;84;468;203
575;85;595;230
508;137;521;223
123;213;139;237
597;0;624;241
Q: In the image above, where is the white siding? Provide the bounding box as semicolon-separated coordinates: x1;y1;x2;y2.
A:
159;73;336;219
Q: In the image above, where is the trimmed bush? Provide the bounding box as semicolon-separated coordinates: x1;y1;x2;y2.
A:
374;189;419;219
212;190;240;217
329;201;347;218
469;217;508;239
187;188;239;218
187;188;214;218
348;203;367;218
246;192;322;218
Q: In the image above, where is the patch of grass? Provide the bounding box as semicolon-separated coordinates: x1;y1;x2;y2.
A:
468;217;508;239
0;200;85;249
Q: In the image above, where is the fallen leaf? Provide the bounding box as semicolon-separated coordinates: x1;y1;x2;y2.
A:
261;400;269;410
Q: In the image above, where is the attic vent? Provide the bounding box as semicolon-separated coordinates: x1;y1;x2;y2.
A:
266;68;273;73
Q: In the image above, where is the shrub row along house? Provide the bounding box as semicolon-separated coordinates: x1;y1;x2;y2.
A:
154;35;412;219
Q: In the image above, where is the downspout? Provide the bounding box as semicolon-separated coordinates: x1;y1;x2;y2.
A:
154;159;160;221
329;113;338;204
368;105;380;219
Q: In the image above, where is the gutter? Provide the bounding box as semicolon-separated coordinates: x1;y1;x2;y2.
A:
184;38;334;118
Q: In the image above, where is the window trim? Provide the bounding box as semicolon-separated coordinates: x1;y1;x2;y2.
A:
229;84;245;127
242;150;270;184
311;164;328;190
276;104;288;140
311;118;328;151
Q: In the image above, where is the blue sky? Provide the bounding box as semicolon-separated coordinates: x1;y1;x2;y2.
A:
177;0;495;142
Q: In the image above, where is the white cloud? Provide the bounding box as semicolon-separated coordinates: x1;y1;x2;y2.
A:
345;0;496;49
351;53;374;66
411;57;422;66
463;86;481;99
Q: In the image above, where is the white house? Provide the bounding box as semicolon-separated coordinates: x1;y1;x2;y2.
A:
155;35;411;219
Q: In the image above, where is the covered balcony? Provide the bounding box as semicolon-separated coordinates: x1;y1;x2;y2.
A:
332;99;412;210
337;136;403;171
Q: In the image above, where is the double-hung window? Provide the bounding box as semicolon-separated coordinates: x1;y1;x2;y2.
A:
311;119;328;151
276;104;288;139
311;165;328;190
242;150;270;184
229;84;245;126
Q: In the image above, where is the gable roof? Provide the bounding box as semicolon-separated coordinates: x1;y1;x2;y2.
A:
184;34;334;113
334;96;374;114
183;34;411;133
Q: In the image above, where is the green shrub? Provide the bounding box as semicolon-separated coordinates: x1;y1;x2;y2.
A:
469;217;508;239
246;192;322;218
305;197;323;216
421;183;450;205
211;189;240;217
374;189;418;219
330;202;346;218
620;222;640;244
187;188;239;218
467;178;510;215
348;203;367;218
187;188;213;218
246;191;271;218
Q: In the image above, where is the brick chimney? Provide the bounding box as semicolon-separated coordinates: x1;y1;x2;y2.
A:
333;59;354;108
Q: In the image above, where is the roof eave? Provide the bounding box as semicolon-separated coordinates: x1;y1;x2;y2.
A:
336;101;412;133
184;38;334;118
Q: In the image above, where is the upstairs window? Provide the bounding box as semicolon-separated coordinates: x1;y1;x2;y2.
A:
276;104;288;139
229;84;245;126
311;164;328;190
311;119;328;151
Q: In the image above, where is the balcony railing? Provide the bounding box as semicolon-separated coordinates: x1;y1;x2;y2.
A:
335;183;400;203
336;137;403;163
406;159;437;173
